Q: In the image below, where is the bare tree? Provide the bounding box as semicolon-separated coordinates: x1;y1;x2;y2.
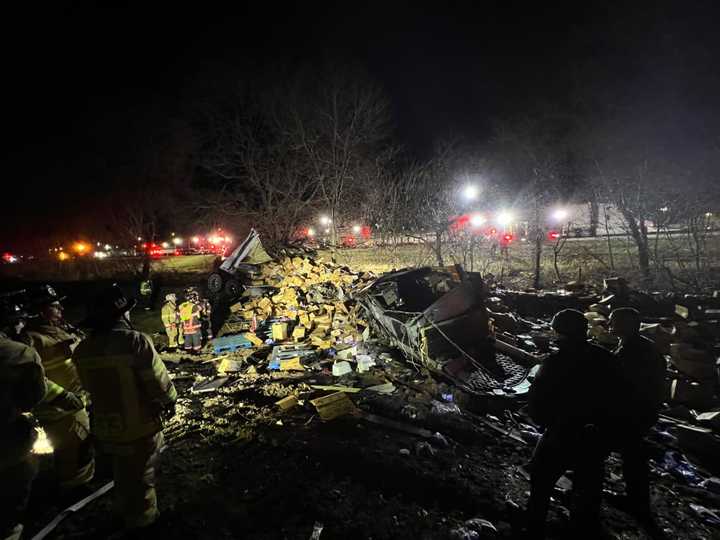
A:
491;112;570;288
197;63;394;247
287;64;394;243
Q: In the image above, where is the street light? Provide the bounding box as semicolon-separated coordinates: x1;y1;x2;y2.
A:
352;224;361;234
551;208;568;222
469;213;485;227
496;211;513;227
172;237;183;246
191;236;200;244
463;184;479;201
319;215;332;226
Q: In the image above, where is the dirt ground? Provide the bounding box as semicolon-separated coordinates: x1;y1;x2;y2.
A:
21;337;720;540
7;262;720;540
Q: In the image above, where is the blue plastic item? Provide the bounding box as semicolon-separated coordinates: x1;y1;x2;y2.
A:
661;451;702;485
212;334;254;354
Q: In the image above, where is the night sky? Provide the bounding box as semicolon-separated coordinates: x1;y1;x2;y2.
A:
3;1;720;251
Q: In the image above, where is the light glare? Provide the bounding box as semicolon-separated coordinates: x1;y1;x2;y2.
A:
463;184;479;200
496;211;513;226
469;214;485;227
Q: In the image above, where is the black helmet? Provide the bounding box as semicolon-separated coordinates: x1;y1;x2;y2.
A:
30;285;66;308
85;284;137;326
0;301;29;326
551;309;588;338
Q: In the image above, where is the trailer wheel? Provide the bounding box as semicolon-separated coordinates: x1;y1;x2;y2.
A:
207;272;224;293
224;278;242;298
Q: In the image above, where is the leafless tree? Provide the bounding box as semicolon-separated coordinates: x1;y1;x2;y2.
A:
197;63;394;247
287;64;394;243
491;112;570;289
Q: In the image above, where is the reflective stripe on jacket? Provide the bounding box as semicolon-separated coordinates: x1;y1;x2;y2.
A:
179;301;201;333
73;321;177;443
161;302;179;327
24;324;84;394
24;324;85;423
1;333;48;469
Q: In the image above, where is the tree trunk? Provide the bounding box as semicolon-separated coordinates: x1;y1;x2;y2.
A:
589;199;599;237
434;230;444;266
533;230;542;289
603;206;615;270
620;206;651;282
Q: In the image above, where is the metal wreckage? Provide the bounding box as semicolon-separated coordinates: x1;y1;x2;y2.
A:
206;230;536;407
22;230;720;538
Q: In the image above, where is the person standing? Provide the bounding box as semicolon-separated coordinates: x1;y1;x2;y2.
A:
22;285;95;493
524;309;619;538
160;294;183;352
608;308;667;528
1;301;65;540
179;289;202;354
73;285;176;532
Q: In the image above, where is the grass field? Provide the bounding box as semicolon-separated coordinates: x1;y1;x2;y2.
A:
2;234;719;292
321;234;720;291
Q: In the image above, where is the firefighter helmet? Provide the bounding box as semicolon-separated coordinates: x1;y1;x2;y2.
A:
551;309;588;338
29;284;66;308
0;301;29;325
86;284;137;325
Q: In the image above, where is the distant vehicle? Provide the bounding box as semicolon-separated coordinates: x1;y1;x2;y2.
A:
178;247;201;255
142;243;180;258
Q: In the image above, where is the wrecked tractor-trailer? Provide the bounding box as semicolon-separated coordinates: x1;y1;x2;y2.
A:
207;229;273;298
355;267;533;404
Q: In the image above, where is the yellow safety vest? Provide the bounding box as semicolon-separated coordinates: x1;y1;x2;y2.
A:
73;323;176;443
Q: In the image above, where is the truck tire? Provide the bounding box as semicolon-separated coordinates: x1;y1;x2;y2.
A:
224;279;242;298
208;272;224;294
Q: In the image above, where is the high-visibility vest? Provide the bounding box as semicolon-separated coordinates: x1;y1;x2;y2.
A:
140;280;153;296
73;323;176;443
179;301;201;333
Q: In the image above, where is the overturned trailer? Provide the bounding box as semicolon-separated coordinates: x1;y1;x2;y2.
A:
207;229;273;299
355;267;534;405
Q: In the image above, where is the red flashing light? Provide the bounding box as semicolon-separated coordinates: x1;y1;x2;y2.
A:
501;233;514;245
548;231;561;240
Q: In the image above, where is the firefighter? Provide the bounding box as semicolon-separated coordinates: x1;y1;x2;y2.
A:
160;294;183;351
0;301;66;540
524;309;620;538
73;285;177;532
139;277;153;311
22;285;95;492
608;308;667;530
179;288;202;354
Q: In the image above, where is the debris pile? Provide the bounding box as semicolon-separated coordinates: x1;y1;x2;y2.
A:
217;254;376;366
